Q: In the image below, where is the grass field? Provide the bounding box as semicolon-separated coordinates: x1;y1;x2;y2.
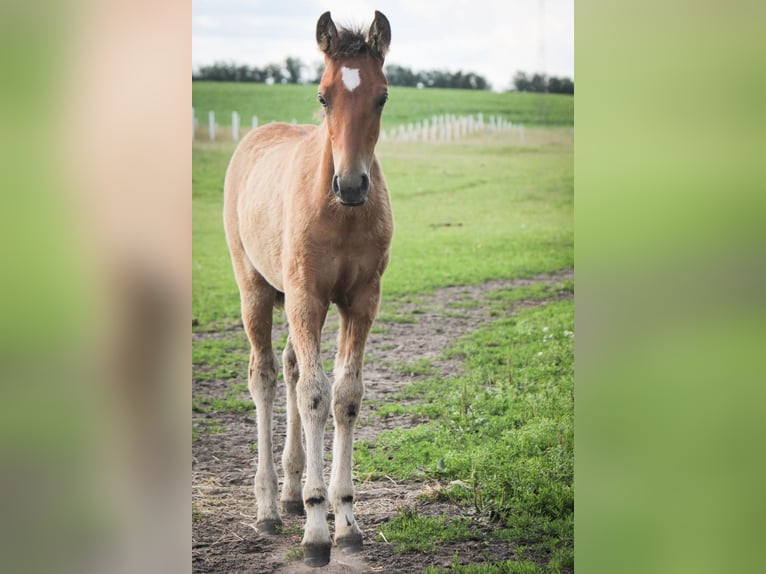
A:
192;84;573;573
192;81;574;128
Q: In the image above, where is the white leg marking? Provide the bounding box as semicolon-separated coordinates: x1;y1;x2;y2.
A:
280;338;305;511
330;358;364;546
341;66;361;92
249;350;280;529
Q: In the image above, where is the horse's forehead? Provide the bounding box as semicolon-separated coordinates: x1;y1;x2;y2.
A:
326;58;384;92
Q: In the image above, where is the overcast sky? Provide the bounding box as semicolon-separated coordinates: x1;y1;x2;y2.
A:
192;0;573;92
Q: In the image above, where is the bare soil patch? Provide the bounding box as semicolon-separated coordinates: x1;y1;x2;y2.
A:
192;270;572;573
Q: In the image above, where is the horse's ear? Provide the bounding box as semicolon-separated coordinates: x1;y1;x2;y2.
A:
316;11;337;54
368;11;391;61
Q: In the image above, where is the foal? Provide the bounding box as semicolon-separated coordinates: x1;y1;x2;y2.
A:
223;11;393;567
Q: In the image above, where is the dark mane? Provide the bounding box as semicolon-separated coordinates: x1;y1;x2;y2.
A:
327;25;378;60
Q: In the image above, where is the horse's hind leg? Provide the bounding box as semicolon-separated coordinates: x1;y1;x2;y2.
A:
280;335;305;515
235;264;281;533
330;280;381;552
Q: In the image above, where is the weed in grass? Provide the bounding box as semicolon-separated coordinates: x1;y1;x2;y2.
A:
194;394;253;414
423;555;541;574
447;299;482;310
392;357;436;377
192;337;249;381
274;523;303;536
195;419;225;436
377;312;418;324
284;546;303;561
379;507;479;553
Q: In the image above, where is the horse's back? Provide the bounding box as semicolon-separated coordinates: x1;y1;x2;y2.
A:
224;122;316;204
223;122;317;291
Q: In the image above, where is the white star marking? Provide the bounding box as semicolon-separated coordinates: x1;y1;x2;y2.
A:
341;67;361;92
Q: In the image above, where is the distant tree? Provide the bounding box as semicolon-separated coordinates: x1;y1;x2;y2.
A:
384;64;418;87
310;61;325;84
549;76;574;94
513;71;573;94
466;72;489;90
530;73;547;93
383;65;489;90
284;57;304;84
265;63;285;84
513;71;531;92
250;66;268;83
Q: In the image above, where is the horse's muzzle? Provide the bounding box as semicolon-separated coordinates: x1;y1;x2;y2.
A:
333;173;370;206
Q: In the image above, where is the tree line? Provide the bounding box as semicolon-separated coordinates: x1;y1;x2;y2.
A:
512;71;574;94
193;58;309;84
193;58;491;90
192;58;573;94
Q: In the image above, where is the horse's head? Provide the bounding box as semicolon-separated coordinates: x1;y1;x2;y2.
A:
316;11;391;207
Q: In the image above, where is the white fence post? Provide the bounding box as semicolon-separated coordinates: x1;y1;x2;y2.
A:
208;111;215;141
232;111;239;141
252;115;258;130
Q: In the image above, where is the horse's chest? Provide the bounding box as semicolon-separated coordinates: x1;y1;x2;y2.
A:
312;233;382;293
326;241;375;278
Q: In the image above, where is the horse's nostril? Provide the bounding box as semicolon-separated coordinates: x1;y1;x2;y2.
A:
360;173;370;192
332;175;340;195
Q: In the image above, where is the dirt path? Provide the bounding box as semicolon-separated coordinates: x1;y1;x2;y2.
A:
192;270;573;573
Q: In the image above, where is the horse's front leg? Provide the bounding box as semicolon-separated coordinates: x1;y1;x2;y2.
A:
330;280;380;552
285;290;332;567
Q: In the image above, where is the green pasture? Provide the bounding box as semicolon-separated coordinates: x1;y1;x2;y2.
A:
193;84;573;572
192;81;574;128
363;293;574;572
192;131;573;329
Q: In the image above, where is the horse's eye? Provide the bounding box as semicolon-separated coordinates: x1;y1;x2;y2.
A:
317;94;328;107
376;93;388;110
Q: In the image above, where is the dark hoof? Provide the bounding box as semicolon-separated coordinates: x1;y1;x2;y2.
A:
255;518;282;535
336;534;363;555
280;500;305;516
303;543;332;568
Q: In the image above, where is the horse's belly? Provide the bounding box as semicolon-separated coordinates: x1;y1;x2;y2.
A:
243;237;284;292
237;192;285;292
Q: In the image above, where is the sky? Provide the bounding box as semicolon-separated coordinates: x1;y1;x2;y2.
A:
192;0;573;92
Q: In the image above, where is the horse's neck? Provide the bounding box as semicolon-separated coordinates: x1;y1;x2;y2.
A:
307;125;335;205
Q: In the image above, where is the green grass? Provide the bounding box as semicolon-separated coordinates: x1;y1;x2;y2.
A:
192;84;573;572
193;394;253;415
193;419;226;439
192;131;572;330
191;336;249;380
379;507;479;553
354;300;574;571
193;82;573;128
